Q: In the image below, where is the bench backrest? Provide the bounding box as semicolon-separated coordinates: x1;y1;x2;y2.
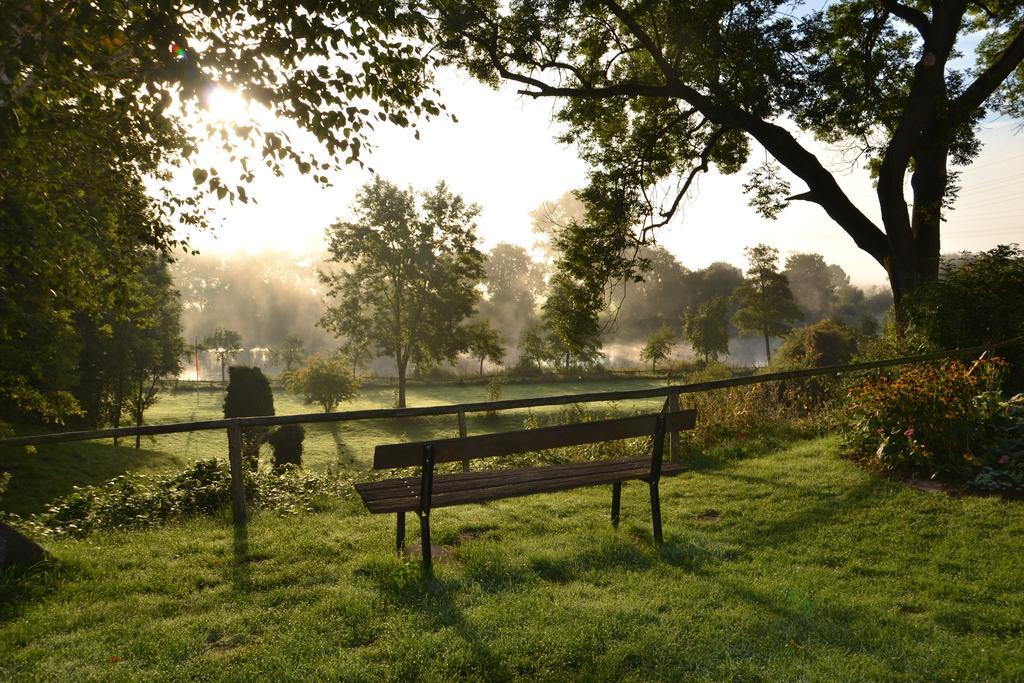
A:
372;410;696;469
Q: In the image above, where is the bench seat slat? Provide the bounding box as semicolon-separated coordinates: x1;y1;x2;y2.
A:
355;458;685;513
358;457;660;500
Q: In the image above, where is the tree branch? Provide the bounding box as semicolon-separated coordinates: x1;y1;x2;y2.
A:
954;23;1024;115
600;0;680;84
880;0;931;37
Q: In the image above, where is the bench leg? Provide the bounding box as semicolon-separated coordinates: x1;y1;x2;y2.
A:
611;481;622;528
396;512;405;554
419;512;432;571
649;481;663;545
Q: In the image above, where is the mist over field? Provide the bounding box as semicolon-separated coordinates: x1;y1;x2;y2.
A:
170;222;892;380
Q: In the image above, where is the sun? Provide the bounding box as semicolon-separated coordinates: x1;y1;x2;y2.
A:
202;85;251;124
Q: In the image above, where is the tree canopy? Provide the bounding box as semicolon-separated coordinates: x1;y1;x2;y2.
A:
427;0;1024;307
2;1;442;428
640;325;675;371
465;321;506;375
733;244;803;363
319;178;484;407
684;297;731;364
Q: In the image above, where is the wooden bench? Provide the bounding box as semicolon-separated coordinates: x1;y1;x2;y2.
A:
355;410;697;569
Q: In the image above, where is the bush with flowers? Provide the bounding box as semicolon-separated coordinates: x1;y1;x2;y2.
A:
840;355;1024;490
972;394;1024;492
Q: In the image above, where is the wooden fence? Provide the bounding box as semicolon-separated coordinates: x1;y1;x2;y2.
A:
3;336;1022;528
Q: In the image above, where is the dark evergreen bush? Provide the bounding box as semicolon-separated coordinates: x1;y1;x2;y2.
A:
223;366;275;468
904;245;1024;390
268;424;305;470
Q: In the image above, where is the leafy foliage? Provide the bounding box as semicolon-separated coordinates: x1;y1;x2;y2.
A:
74;254;184;442
840;357;1008;481
732;245;803;362
683;297;730;364
7;459;355;538
1;0;445;429
319;178;485;407
270;335;306;373
903;245;1024;389
202;329;244;384
223;366;274;468
972;395;1024;493
541;272;604;371
639;325;675;371
466;320;505;375
268;425;305;471
429;0;1024;308
286;354;358;413
771;320;859;370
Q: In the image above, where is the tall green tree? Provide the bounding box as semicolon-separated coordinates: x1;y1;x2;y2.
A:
270;334;306;373
203;329;244;383
75;254;184;442
478;243;546;347
124;259;184;448
319;178;485;407
1;1;447;431
465;321;506;375
733;245;803;363
541;273;604;372
684;297;731;364
428;0;1024;310
639;325;675;372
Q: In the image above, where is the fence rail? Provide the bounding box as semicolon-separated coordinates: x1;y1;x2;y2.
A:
4;335;1022;526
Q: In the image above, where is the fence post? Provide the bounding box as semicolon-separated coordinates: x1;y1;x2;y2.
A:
457;410;469;472
668;389;680;463
226;423;247;526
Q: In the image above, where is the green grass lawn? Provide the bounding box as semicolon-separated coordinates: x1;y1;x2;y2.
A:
2;377;669;516
3;436;1023;681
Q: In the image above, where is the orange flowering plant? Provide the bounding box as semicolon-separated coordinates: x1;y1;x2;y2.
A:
840;356;1008;480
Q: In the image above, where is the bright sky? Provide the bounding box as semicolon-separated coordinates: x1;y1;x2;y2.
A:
176;69;1024;288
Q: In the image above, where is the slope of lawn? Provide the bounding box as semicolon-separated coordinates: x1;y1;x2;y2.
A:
3;436;1023;681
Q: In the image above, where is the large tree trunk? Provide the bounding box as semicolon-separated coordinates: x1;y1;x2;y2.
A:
763;329;771;363
882;117;950;317
397;355;408;408
135;379;144;449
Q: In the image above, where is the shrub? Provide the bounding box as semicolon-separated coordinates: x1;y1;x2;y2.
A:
223;366;275;469
971;394;1024;493
286;354;358;412
770;319;858;370
7;459;359;538
485;376;503;417
840;356;1006;479
268;424;305;470
903;245;1024;390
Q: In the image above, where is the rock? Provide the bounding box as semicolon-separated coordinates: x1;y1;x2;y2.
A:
0;522;46;571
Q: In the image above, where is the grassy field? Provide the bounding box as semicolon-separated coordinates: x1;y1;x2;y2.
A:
3;436;1023;680
2;377;670;516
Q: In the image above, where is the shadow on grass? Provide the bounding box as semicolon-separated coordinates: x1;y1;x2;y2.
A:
328;423;353;468
0;440;183;517
0;557;67;624
352;556;514;679
714;574;878;662
230;524;252;593
698;469;881;553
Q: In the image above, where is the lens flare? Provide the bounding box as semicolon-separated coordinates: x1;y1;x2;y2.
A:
171;42;187;62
